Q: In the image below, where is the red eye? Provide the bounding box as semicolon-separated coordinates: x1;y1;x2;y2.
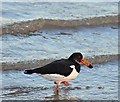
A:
78;56;81;58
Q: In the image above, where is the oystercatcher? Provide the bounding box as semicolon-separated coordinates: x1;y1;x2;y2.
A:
24;52;93;94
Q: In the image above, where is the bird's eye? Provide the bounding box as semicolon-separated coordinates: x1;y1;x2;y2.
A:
78;56;81;58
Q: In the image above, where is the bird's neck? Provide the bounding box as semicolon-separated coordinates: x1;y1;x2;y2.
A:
68;59;80;65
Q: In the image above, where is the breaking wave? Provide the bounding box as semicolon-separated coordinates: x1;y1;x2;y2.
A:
2;15;118;35
2;54;118;71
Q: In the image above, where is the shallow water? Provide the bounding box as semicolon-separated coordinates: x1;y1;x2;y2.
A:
1;2;119;101
1;2;118;25
1;25;118;64
2;60;118;100
1;2;118;66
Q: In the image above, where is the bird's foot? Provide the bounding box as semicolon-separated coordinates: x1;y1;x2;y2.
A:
54;81;57;84
60;81;72;86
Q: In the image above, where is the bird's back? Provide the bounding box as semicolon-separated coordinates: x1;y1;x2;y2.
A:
24;59;80;77
33;59;73;76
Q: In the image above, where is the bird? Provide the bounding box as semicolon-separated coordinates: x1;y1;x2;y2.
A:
24;52;93;94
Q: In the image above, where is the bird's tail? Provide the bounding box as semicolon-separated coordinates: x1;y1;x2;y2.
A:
24;69;34;74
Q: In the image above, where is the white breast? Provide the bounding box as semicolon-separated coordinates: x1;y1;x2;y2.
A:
64;65;79;80
37;65;79;82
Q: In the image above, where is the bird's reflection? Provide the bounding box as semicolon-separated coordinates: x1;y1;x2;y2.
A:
47;85;79;100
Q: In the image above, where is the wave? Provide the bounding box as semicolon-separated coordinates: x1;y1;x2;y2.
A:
2;15;118;35
2;54;118;71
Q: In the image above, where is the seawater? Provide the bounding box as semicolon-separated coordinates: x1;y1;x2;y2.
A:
1;2;119;100
2;60;118;100
1;2;118;70
1;2;118;25
2;25;118;64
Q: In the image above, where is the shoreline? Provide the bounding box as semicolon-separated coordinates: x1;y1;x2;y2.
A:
1;54;118;71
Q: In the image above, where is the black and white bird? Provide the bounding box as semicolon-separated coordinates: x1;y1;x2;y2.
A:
24;52;93;94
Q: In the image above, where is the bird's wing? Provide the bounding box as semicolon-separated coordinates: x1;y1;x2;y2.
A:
33;59;73;77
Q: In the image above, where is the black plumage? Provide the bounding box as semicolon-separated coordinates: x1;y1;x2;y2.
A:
24;58;81;77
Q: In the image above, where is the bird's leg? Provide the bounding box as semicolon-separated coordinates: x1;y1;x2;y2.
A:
57;83;59;95
54;81;59;95
60;81;72;86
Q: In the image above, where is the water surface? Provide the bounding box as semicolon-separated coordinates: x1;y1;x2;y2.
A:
2;60;118;100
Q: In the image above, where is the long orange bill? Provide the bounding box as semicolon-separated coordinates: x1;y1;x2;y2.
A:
81;59;93;69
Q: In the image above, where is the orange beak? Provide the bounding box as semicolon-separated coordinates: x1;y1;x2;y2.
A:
81;59;93;69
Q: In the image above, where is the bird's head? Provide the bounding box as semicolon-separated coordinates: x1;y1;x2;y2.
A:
68;52;93;69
